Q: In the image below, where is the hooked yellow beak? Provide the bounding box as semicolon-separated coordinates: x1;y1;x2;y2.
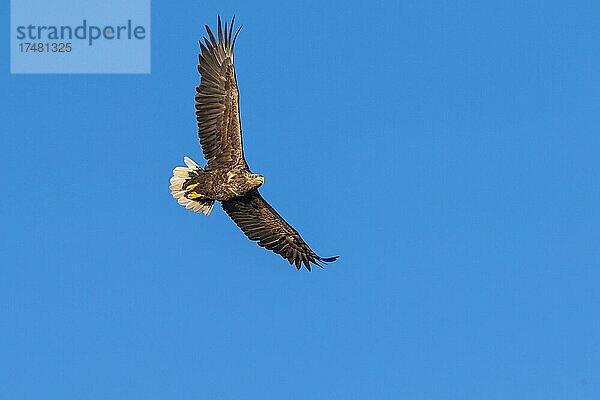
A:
257;175;265;184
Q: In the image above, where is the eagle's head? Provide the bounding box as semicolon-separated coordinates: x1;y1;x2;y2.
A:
252;174;265;188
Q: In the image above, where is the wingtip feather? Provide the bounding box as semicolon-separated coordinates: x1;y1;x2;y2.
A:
320;255;339;263
217;15;223;42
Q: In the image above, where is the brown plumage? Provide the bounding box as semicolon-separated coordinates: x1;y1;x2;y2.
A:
196;16;246;171
170;16;338;270
222;190;339;270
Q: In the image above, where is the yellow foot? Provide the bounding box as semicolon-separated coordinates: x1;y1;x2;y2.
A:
184;184;204;199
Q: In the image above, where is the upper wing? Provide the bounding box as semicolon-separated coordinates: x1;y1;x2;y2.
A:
221;190;339;271
196;16;247;170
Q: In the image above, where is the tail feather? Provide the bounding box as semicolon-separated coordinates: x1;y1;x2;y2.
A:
170;156;215;216
184;156;200;169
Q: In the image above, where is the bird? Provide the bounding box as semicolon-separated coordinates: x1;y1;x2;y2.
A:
169;16;339;271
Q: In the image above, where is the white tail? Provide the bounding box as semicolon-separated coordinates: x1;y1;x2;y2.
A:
170;156;215;215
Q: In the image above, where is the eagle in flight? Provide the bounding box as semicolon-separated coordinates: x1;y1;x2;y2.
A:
170;16;339;270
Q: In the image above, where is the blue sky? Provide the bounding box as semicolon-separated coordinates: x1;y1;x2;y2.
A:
1;1;600;398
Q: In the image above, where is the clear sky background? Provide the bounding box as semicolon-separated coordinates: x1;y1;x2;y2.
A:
1;1;599;399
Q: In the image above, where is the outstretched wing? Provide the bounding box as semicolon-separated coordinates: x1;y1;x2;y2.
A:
221;190;339;271
196;16;247;171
